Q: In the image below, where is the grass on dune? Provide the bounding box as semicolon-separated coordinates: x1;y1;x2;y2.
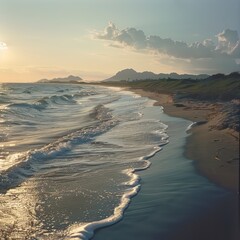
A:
100;73;240;101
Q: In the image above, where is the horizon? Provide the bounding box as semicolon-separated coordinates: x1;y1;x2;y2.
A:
3;68;238;84
38;68;239;82
0;0;240;83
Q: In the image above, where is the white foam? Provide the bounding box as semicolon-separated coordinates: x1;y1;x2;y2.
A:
186;122;197;132
65;185;140;240
123;168;141;186
65;146;162;240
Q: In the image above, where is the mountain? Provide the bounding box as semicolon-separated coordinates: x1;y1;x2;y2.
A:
104;69;209;82
38;75;82;83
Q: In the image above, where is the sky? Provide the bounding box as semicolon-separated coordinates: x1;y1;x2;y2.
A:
0;0;239;82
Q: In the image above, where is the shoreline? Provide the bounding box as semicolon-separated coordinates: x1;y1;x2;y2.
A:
127;88;239;193
94;88;239;240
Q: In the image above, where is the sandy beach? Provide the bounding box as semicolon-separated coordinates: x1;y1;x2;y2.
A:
129;89;239;193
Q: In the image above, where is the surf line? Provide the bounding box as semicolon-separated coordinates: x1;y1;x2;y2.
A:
65;146;163;240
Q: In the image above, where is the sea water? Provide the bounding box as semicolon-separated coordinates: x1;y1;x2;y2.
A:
0;83;169;239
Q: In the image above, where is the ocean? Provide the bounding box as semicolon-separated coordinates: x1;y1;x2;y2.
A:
0;83;169;239
0;83;237;240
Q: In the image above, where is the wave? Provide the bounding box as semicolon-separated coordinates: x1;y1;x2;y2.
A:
90;104;114;121
65;185;140;240
0;105;118;193
3;90;96;115
6;94;77;110
65;146;163;240
1;94;77;120
40;94;77;105
64;107;169;240
0;94;10;104
186;122;197;132
7;102;47;111
0;84;171;239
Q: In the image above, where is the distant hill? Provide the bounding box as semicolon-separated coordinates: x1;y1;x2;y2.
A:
38;75;83;83
104;68;209;82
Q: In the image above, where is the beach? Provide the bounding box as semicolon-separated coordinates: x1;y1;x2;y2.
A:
130;89;239;192
93;87;239;240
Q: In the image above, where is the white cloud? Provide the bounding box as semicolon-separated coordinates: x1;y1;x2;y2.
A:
94;23;240;73
203;39;215;50
229;40;240;57
216;29;239;54
96;22;119;40
96;22;147;49
95;23;240;59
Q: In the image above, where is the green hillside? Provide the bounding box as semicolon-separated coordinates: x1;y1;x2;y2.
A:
101;72;240;101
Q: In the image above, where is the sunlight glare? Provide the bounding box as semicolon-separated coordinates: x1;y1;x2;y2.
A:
0;42;8;50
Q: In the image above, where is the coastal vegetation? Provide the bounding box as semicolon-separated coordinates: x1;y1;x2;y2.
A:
101;72;240;101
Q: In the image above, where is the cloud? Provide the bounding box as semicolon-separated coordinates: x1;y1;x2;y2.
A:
0;42;8;50
94;23;240;73
216;29;239;54
96;22;147;49
97;22;119;40
230;41;240;57
95;23;240;59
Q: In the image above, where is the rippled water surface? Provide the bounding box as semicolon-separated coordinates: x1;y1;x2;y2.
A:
0;83;169;239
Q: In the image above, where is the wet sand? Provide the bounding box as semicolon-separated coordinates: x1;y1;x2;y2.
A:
130;89;239;193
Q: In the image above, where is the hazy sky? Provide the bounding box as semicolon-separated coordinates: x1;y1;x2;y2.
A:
0;0;239;82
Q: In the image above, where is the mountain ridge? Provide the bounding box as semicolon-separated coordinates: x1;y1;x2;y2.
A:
37;75;83;83
104;68;209;82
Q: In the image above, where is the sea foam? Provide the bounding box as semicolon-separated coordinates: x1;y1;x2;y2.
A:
65;145;163;240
